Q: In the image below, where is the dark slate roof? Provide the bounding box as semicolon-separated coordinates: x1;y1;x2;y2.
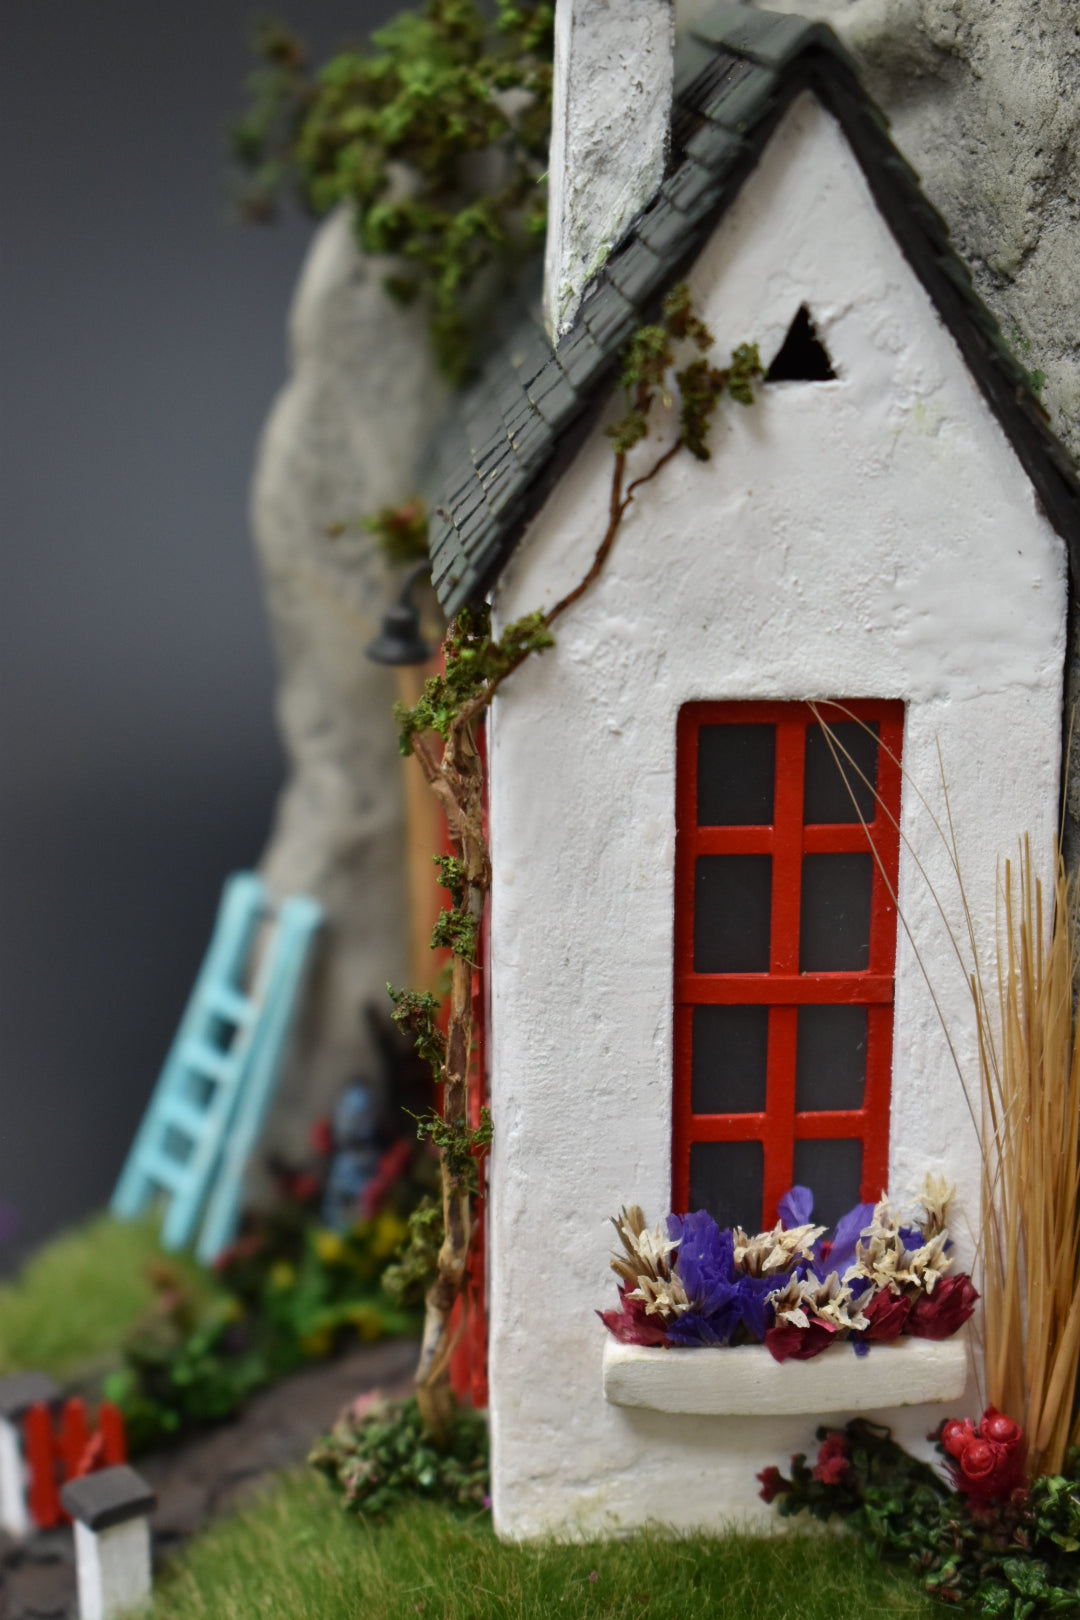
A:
425;2;1080;616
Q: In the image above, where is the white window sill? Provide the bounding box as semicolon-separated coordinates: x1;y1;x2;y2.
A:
602;1330;970;1416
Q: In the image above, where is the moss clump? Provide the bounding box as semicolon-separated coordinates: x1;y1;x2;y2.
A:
310;1394;489;1520
233;0;554;381
0;1213;214;1382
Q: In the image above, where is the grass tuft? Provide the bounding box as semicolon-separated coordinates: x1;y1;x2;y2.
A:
0;1213;213;1381
148;1471;937;1620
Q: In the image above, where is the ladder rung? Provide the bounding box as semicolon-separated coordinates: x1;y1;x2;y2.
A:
181;1039;236;1084
141;1151;190;1196
205;985;254;1026
159;1095;211;1142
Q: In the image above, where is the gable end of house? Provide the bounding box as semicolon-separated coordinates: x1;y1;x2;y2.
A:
423;3;1080;618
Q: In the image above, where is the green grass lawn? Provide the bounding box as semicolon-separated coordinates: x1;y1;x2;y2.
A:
149;1472;940;1620
0;1213;214;1381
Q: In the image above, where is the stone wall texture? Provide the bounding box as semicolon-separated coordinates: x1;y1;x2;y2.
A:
250;207;450;1166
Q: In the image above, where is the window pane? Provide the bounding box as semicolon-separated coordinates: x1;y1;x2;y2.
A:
800;854;872;971
692;1006;768;1114
697;724;775;825
795;1005;867;1112
792;1139;863;1229
695;856;772;972
689;1140;763;1230
804;721;879;824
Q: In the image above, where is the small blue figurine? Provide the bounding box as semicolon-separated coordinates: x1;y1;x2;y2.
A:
321;1080;382;1231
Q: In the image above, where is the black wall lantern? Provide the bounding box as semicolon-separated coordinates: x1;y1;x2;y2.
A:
366;560;433;666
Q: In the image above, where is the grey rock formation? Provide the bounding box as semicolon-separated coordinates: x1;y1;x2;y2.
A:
251;207;450;1166
748;0;1080;852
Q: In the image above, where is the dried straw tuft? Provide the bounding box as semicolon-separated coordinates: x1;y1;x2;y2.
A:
975;837;1080;1478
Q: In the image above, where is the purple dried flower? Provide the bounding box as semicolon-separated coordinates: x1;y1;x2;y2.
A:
777;1186;814;1228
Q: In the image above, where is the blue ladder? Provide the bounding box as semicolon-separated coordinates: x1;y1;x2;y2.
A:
111;872;323;1259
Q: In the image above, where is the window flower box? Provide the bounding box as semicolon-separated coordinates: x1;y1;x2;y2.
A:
602;1328;970;1417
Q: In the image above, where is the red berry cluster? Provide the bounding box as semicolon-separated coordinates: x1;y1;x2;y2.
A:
940;1407;1026;1503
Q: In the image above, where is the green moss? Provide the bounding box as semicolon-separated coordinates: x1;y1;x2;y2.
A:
0;1213;214;1382
148;1471;939;1619
233;0;554;380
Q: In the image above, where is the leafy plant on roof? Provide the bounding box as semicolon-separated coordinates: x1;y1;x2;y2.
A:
385;287;761;1444
232;0;554;380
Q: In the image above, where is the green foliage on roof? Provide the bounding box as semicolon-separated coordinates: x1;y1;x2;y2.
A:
232;0;554;381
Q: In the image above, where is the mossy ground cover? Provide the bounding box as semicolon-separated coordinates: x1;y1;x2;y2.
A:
149;1471;938;1620
0;1214;214;1381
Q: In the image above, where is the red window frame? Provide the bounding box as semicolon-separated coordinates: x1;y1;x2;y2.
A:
672;699;904;1228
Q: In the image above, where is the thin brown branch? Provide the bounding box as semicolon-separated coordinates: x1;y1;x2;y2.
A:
546;450;627;627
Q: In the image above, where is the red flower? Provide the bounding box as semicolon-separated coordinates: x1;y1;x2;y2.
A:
756;1465;791;1504
764;1319;837;1362
598;1289;669;1347
812;1432;851;1486
906;1273;978;1339
289;1172;323;1204
940;1406;1026;1502
361;1138;414;1219
860;1289;913;1342
310;1117;335;1157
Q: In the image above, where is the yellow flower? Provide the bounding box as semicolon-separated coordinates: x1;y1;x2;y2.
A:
314;1230;347;1266
346;1304;386;1343
300;1326;334;1358
269;1261;296;1291
372;1212;409;1260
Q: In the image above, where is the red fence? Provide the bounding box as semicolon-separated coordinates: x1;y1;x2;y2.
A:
24;1399;127;1529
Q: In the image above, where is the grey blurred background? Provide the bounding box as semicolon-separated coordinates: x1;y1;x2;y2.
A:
0;1;399;1268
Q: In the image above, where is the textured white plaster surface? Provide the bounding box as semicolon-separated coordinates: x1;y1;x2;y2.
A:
603;1332;970;1414
544;0;675;336
487;94;1066;1539
74;1518;152;1620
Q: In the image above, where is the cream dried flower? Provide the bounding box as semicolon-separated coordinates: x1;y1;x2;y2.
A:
914;1172;955;1240
733;1221;826;1277
609;1205;679;1287
768;1270;870;1333
626;1271;691;1318
844;1196;953;1295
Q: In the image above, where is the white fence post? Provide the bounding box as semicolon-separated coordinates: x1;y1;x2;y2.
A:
61;1466;156;1620
0;1372;60;1537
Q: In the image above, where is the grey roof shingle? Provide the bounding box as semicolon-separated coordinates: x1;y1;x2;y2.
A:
424;2;1080;617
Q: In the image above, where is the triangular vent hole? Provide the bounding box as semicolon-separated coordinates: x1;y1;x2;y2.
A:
766;305;836;382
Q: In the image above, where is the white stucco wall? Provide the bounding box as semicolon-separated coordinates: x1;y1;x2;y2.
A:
486;92;1067;1540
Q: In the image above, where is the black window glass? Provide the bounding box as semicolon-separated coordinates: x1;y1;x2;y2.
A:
694;856;772;972
697;724;775;826
692;1006;769;1114
804;721;879;824
689;1139;764;1230
800;854;872;971
795;1005;867;1112
792;1139;864;1229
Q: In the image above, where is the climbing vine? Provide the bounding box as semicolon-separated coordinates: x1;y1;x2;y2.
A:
386;285;762;1440
232;0;554;380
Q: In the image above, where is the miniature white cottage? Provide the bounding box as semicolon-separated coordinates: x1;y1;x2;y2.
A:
422;2;1080;1537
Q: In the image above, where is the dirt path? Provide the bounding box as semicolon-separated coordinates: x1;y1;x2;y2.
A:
0;1337;418;1619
